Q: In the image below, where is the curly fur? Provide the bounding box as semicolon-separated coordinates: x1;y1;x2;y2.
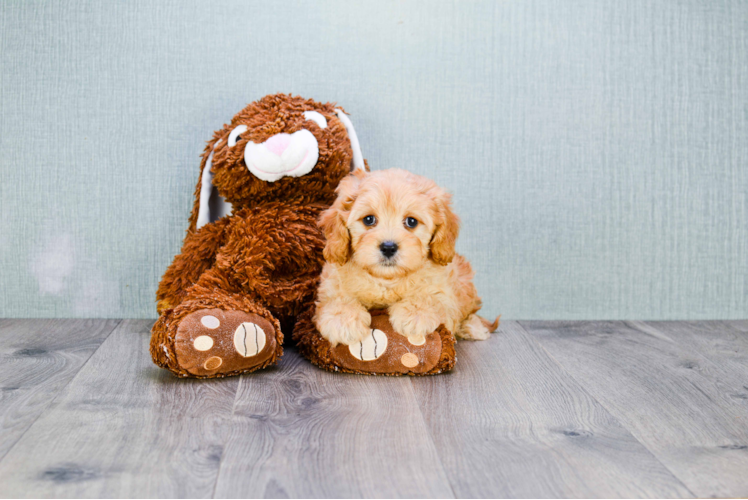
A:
313;169;499;347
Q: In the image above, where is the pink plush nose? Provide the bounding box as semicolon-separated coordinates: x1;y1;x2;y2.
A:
264;133;292;156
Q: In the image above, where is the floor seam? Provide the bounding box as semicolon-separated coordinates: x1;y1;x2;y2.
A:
210;372;244;499
407;377;458;499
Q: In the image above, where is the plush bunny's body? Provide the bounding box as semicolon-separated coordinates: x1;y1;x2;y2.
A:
151;94;365;378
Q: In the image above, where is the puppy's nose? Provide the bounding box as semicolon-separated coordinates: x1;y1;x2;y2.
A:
379;241;398;258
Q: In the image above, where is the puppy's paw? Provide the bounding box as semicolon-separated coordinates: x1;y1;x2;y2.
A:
319;315;372;346
455;314;492;340
314;301;372;346
388;302;442;342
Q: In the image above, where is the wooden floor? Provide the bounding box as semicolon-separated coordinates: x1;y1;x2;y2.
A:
0;319;746;498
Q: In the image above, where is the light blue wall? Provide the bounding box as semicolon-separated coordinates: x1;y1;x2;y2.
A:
1;0;746;319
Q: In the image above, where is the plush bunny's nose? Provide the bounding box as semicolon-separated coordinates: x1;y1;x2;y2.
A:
264;133;292;156
244;129;319;182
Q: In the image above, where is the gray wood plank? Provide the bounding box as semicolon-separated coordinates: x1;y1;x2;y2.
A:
632;321;748;406
213;348;455;499
0;319;120;462
731;320;748;333
521;320;748;498
0;319;240;498
410;321;692;498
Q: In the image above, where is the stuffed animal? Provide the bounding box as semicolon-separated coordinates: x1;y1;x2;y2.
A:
150;94;366;378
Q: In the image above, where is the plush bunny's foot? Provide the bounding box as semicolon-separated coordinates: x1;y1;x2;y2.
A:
171;309;279;377
294;308;456;376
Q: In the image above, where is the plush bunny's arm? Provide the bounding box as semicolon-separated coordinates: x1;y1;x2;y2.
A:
156;219;231;313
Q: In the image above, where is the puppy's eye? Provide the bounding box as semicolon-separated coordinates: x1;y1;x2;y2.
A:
362;215;377;227
404;217;418;229
228;125;248;148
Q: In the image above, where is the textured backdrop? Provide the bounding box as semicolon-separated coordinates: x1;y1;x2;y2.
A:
1;0;746;319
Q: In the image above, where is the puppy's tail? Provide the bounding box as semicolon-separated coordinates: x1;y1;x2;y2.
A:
479;314;501;333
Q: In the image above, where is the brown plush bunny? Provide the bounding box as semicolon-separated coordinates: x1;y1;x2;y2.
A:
150;94;366;378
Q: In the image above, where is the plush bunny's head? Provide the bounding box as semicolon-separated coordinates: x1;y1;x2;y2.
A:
190;94;365;231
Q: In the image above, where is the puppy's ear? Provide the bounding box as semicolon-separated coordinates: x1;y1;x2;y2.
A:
319;172;363;264
429;188;460;266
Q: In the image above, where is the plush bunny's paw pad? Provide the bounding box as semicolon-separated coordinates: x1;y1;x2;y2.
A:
347;329;388;361
324;310;454;375
174;309;277;377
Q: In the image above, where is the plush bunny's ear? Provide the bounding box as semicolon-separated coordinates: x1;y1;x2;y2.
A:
335;109;365;172
195;140;233;230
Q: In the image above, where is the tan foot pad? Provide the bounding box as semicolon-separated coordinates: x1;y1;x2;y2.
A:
174;309;276;377
327;310;449;375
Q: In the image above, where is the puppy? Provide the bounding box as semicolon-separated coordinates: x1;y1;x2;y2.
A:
314;168;499;346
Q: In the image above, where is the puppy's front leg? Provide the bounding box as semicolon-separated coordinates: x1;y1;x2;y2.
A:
314;299;372;347
388;299;443;342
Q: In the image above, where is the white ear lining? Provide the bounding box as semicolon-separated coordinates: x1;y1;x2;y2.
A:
335;109;365;171
196;141;233;230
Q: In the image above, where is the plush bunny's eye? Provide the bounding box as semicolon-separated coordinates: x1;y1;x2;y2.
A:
303;111;328;129
228;125;248;148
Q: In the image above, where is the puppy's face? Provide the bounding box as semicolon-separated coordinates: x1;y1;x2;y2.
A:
320;169;460;279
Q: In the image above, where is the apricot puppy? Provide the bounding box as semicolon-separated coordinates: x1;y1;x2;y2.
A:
314;168;499;346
